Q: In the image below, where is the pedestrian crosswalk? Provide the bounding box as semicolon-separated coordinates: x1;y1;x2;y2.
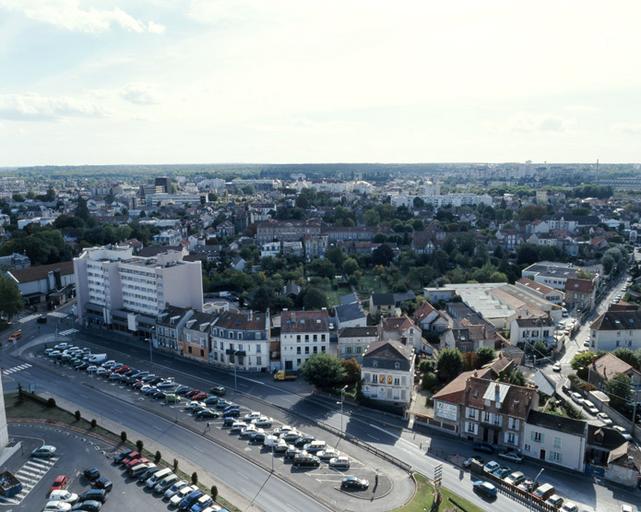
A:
18;313;41;324
2;363;32;375
0;456;59;505
58;328;78;336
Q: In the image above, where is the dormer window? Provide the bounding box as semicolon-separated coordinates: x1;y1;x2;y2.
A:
394;362;400;369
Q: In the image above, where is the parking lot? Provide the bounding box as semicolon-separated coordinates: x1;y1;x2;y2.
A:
7;423;161;511
35;341;407;507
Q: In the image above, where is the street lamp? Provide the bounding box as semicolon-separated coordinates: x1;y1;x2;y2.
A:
336;385;348;444
225;348;246;390
147;326;156;364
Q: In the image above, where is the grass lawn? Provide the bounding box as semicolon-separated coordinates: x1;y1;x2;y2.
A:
357;273;389;295
393;473;484;512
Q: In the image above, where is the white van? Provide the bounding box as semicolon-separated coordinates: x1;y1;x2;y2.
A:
145;468;173;488
304;440;327;453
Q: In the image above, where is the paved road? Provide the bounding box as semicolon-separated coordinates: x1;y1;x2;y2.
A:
1;347;333;512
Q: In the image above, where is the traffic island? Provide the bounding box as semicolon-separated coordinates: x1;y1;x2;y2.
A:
336;472;393;500
392;473;484;512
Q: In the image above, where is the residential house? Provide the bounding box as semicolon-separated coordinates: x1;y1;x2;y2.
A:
337;326;380;361
410;230;435;255
153;229;182;246
442;302;504;352
210;310;270;371
231;256;246;272
521;261;580;290
381;315;424;352
589;353;641;405
6;261;75;308
586;425;641;487
334;301;367;328
180;311;216;363
413;302;450;334
523;411;587;471
369;293;396;316
509;316;555;349
361;340;414;407
280;310;331;371
155;306;193;352
590;309;641;351
260;242;281;258
565;277;596;311
303;234;328;260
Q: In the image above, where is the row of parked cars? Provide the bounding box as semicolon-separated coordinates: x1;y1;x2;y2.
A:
113;448;227;511
45;343;369;492
40;458;112;511
473;459;578;511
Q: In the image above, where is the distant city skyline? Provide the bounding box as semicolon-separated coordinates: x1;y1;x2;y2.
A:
1;0;641;166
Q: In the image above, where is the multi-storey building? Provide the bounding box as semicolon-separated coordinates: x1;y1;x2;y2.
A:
180;311;216;363
74;245;203;336
256;220;321;244
337;326;379;361
361;340;414;407
210;310;270;371
280;310;330;371
590;309;641;351
155;306;193;352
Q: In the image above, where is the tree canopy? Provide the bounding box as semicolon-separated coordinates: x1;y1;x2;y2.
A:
300;353;346;388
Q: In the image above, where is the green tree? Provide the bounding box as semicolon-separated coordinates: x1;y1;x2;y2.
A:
436;348;464;382
341;358;361;387
475;347;496;368
0;274;22;319
421;371;438;391
75;196;91;222
499;368;526;386
571;351;598;379
372;244;394;266
605;373;632;410
302;287;328;309
300;353;346;388
342;257;359;275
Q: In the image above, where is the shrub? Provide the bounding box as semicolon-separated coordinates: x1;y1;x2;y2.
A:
46;398;56;408
74;410;81;421
136;440;144;452
210;485;218;500
120;431;127;443
154;450;162;463
191;472;198;485
173;458;179;472
90;419;97;428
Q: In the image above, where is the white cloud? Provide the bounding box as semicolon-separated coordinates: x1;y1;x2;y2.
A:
509;114;574;134
611;122;641;135
0;0;165;33
120;83;160;105
0;93;106;121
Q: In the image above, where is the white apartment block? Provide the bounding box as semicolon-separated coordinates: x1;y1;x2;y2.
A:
210;310;271;371
590;310;641;351
74;245;203;333
280;310;330;371
361;340;414;407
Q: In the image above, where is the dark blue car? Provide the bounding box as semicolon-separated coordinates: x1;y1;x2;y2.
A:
179;489;203;511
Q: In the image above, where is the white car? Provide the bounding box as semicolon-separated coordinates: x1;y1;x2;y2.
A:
552;363;562;372
43;501;72;512
86;365;98;373
570;392;582;403
613;426;633;440
597;412;613;426
328;456;350;469
498;450;523;463
587;405;599;416
169;485;198;507
243;411;262;422
48;490;78;504
561;502;578;512
163;480;188;499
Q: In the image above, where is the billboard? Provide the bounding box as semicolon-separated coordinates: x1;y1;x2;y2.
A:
435;401;458;422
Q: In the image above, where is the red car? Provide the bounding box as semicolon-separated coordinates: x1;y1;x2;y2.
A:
120;451;140;466
185;389;202;398
191;392;208;401
132;381;145;390
114;365;130;374
50;475;69;493
125;457;149;469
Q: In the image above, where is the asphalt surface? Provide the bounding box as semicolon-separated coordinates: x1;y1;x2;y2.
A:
7;422;161;512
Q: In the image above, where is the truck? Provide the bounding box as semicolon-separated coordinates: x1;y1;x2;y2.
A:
0;471;22;498
8;330;22;342
273;370;298;381
87;353;108;364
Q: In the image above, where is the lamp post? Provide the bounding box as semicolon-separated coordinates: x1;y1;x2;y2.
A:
225;348;246;391
147;326;156;364
337;385;348;443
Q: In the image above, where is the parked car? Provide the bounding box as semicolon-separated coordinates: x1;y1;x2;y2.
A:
293;453;320;468
195;408;219;420
560;502;578;512
78;489;107;504
189;494;213;512
341;476;369;490
253;417;273;428
154;474;179;494
50;475;70;492
32;445;57;458
532;483;555;500
463;457;483;468
43;501;72;511
169;485;198;507
498;450;523;463
210;385;226;396
570;392;583;403
473;442;495;454
92;477;112;492
504;471;525;486
483;461;500;474
472;480;497;499
491;466;511;479
552;363;562;372
163;480;188;499
597;412;613;426
71;500;102;511
318;448;340;462
329;456;350;469
49;490;79;504
178;489;203;511
83;468;100;481
546;494;564;508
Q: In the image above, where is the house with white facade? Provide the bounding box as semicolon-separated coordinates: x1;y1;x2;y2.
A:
361;340;414;407
509;316;555;349
523;410;587;471
280;310;331;371
381;315;424;352
590;309;641;351
210;310;270;371
337;326;380;360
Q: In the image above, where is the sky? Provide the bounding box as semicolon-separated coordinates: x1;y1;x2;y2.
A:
1;0;641;166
